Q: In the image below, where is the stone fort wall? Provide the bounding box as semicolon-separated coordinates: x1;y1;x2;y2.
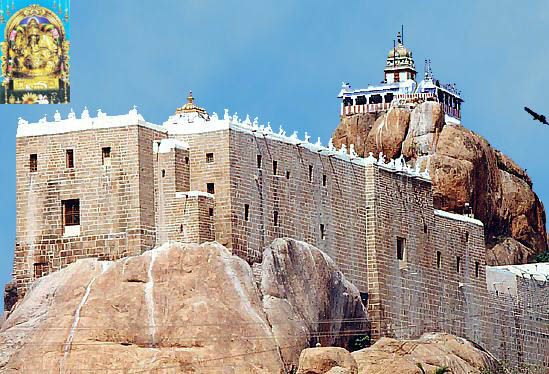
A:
11;114;549;368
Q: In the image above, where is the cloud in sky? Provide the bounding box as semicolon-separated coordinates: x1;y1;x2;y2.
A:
0;0;547;309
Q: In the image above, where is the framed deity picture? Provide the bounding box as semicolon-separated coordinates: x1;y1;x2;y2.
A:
0;0;70;104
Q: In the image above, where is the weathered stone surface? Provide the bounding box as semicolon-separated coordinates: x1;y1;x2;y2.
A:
297;347;358;374
333;105;548;264
364;108;410;159
261;238;369;365
0;240;368;372
486;237;536;266
402;101;444;158
332;113;378;156
351;333;502;374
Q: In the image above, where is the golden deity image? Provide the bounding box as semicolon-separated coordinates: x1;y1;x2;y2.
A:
0;1;70;104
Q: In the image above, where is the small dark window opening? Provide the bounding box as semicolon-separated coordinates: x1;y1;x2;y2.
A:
161;169;166;178
244;204;250;221
456;256;461;273
29;154;37;172
185;156;189;164
207;183;215;194
180;224;184;233
273;160;278;175
465;232;469;242
273;211;279;227
66;149;74;169
209;207;214;217
436;251;442;269
308;165;313;182
257;154;262;168
286;171;290;179
475;261;480;278
62;199;80;226
322;174;327;187
423;223;428;234
206;153;214;163
396;237;405;260
102;147;111;165
320;224;326;240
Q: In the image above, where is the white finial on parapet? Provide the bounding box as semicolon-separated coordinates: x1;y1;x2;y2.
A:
129;105;138;116
349;144;357;157
243;114;251;126
278;125;286;136
304;132;311;143
328;137;335;151
422;168;431;179
211;112;219;120
54;110;61;122
39;115;47;123
365;152;376;165
253;117;259;128
81;106;90;119
340;144;347;155
97;109;107;118
224;109;230;121
232;112;239;124
290;131;298;141
377;152;386;165
265;122;273;133
315;137;322;147
18;117;28;126
68;108;76;120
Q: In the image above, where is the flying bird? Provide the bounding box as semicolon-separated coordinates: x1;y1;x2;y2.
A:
524;107;548;125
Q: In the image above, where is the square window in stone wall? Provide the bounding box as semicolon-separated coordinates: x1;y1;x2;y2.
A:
207;183;215;194
273;161;278;175
257;154;262;169
245;204;250;221
206;153;214;163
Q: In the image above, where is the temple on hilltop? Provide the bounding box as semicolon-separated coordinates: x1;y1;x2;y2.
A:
338;31;463;122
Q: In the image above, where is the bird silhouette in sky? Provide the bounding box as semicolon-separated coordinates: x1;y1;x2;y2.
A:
524;107;548;125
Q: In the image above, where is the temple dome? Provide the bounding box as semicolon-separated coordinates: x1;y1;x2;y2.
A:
175;91;209;120
388;43;412;59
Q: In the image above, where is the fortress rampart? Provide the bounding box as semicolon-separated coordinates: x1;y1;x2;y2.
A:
9;106;549;369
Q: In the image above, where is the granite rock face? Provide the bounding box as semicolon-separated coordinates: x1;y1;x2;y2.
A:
297;347;358;374
296;333;500;374
332;102;548;264
0;240;368;373
261;239;369;365
364;108;410;159
352;333;501;374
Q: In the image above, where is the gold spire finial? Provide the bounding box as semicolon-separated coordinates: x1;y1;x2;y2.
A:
175;89;209;119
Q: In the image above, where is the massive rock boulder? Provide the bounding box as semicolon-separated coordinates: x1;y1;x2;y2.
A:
402;101;445;158
332;102;548;264
297;347;358;374
261;239;368;365
364;108;410;159
296;333;501;374
0;240;368;373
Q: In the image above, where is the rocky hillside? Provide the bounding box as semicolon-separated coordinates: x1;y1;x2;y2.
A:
296;333;502;374
333;102;548;265
0;239;367;373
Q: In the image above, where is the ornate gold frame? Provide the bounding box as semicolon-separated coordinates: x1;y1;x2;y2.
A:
1;4;70;81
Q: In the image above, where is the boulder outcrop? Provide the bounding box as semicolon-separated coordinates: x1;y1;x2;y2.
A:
297;347;358;374
296;333;501;374
0;240;368;373
333;102;548;264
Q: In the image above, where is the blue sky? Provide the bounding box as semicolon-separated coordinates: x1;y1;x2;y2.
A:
0;0;547;310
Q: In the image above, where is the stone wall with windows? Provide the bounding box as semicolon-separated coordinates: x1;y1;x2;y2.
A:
14;124;164;297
